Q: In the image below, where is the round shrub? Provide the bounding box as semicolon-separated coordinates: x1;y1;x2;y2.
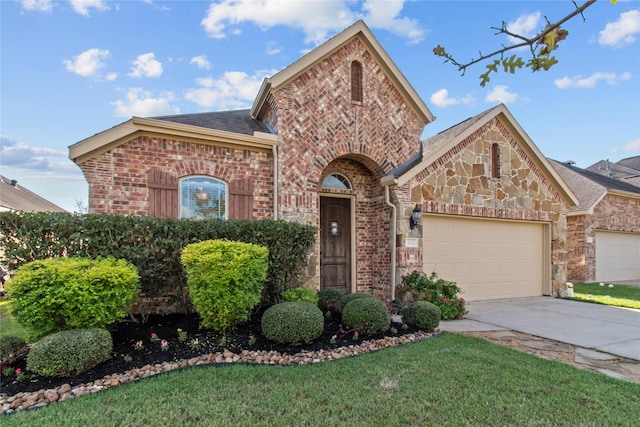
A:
317;289;344;312
401;301;441;332
336;292;375;313
7;257;140;341
27;328;112;377
282;287;319;305
341;297;390;336
261;302;324;345
181;239;268;333
0;335;29;365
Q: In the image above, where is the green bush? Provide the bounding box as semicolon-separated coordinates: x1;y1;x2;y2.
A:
336;292;375;313
341;297;390;336
261;302;324;345
0;335;29;365
7;257;139;340
401;301;441;332
397;271;466;319
282;287;319;305
27;328;112;377
317;289;344;312
0;212;316;310
181;239;268;333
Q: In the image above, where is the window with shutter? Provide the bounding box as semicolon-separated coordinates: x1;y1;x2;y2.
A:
180;176;227;219
229;178;254;220
148;168;179;218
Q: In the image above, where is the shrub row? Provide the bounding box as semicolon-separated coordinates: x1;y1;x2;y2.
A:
0;212;316;307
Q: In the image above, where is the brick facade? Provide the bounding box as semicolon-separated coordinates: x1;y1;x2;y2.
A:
566;194;640;282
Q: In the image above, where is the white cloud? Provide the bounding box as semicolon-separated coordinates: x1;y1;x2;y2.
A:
111;88;179;117
200;0;424;45
599;9;640;48
485;85;521;104
430;89;458;108
190;55;211;70
21;0;53;12
69;0;110;17
105;72;118;81
128;53;163;78
611;137;640;154
506;11;541;44
63;48;110;77
0;135;71;172
554;72;631;89
266;41;281;55
185;70;275;110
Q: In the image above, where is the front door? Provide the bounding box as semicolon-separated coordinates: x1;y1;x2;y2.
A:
320;197;351;293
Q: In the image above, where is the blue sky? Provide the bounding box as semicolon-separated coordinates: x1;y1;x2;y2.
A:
1;0;639;212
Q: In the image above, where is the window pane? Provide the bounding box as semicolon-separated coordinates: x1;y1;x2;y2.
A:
180;177;226;219
322;174;351;189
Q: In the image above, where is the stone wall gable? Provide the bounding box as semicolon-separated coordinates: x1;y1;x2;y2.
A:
273;37;426;190
412;117;564;221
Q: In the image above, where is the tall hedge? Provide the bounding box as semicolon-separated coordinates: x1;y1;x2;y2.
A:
0;212;316;307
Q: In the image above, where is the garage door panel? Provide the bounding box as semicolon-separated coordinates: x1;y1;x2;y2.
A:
423;216;545;301
595;231;640;282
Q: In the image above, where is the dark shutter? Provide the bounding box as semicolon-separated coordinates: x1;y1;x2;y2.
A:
229;178;254;220
148;168;179;218
351;61;363;102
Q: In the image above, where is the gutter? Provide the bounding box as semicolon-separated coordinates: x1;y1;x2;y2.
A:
272;144;279;220
382;176;398;301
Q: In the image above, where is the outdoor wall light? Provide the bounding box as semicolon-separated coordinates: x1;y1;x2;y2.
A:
409;204;422;230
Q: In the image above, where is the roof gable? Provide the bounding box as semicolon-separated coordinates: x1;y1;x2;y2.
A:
550;159;640;214
250;20;434;124
386;104;578;206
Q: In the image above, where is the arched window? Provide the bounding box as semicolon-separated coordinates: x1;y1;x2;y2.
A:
351;61;363;102
322;173;351;190
180;176;227;219
491;143;501;178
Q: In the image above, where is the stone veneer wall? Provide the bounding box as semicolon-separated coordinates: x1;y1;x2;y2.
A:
567;194;640;282
80;135;274;218
396;117;570;295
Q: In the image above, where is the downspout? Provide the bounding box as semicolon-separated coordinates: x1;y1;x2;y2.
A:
272;144;279;220
384;182;397;301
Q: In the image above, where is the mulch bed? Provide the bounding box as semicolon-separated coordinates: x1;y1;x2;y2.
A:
1;308;419;396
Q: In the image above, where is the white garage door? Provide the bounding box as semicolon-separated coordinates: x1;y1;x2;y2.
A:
595;231;640;282
422;215;547;301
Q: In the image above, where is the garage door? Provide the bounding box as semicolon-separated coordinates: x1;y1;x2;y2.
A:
595;231;640;282
422;215;547;301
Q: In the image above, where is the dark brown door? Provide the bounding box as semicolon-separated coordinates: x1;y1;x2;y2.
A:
320;197;351;293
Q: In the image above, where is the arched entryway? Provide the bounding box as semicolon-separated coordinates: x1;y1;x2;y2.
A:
318;156;391;301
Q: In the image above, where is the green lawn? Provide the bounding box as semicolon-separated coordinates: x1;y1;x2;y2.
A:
572;282;640;309
3;333;639;426
0;300;31;341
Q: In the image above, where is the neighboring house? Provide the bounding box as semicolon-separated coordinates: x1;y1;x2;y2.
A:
550;160;640;283
0;175;67;213
586;156;640;187
69;21;579;302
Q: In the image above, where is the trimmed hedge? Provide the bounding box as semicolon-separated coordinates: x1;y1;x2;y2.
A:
401;301;441;332
0;335;29;365
181;240;268;333
317;289;344;312
341;297;390;336
336;292;375;313
261;302;324;345
0;212;316;309
27;328;112;377
7;257;139;340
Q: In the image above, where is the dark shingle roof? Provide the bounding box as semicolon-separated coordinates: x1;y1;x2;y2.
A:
0;176;67;212
550;159;640;212
585;156;640;180
150;110;271;136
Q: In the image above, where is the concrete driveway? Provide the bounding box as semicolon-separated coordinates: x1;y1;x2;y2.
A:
440;297;640;361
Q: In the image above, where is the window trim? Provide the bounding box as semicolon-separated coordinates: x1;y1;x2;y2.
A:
322;173;352;190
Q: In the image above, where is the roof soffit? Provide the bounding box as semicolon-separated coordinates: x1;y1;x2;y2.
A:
250;20;434;124
69;117;277;164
